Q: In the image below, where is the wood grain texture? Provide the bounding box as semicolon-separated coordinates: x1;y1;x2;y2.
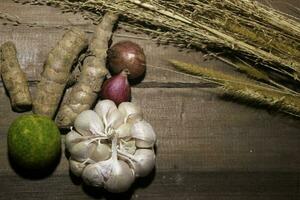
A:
0;172;299;200
0;0;300;199
0;87;300;199
1;88;299;172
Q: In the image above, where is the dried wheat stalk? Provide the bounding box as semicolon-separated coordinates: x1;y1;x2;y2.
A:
15;0;300;116
170;60;300;117
20;0;300;80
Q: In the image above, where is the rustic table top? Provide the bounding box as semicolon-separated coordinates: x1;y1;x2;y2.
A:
0;1;300;199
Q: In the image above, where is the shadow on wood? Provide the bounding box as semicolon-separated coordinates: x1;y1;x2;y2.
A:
81;167;156;200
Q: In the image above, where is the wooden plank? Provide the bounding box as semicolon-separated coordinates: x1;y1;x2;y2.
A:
132;88;300;172
0;1;299;199
0;171;298;200
0;0;88;26
1;87;300;172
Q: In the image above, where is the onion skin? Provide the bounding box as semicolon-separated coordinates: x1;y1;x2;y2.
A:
107;41;146;80
100;70;131;105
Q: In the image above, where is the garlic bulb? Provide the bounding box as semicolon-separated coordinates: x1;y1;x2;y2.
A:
65;100;157;193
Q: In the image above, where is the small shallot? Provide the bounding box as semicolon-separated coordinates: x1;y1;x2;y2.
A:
100;69;131;105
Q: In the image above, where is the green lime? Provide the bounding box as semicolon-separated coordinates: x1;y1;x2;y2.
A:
7;114;61;171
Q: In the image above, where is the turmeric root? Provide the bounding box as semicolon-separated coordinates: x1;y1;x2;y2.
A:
0;42;32;112
56;13;118;127
33;28;88;118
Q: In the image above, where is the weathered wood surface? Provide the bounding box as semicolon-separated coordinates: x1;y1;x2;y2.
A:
0;0;300;199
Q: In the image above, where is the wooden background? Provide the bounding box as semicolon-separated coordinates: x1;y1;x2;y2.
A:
0;1;300;199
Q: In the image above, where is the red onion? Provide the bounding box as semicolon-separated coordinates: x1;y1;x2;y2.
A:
100;69;131;105
107;41;146;80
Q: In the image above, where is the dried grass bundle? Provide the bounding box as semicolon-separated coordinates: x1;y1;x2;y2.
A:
23;0;300;80
171;60;300;117
18;0;300;117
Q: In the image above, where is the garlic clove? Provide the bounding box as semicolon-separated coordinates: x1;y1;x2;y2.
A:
106;107;124;129
104;160;135;193
118;102;143;122
74;110;104;136
69;140;96;162
65;130;83;150
115;123;132;139
132;149;155;177
82;163;105;187
131;120;156;148
94;99;117;121
82;157;114;187
90;143;111;162
69;159;87;177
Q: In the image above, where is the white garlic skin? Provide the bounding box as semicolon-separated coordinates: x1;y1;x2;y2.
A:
74;110;104;135
118;102;142;121
116;123;132;139
132;149;156;177
69;140;96;162
94;99;117;121
104;160;135;193
82;163;105;187
66;100;157;193
90;143;111;162
69;159;86;177
131;120;156;148
106;108;124;129
65;130;83;150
